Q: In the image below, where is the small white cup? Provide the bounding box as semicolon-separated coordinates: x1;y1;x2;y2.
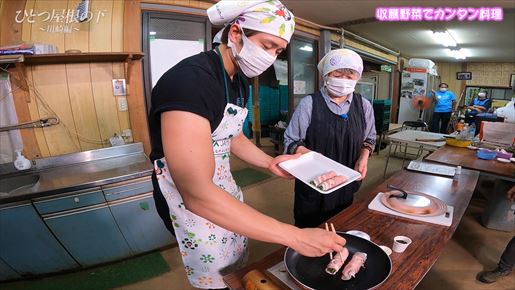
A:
392;236;412;253
379;245;392;256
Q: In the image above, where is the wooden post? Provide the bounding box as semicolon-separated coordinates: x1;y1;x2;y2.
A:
123;0;151;155
318;30;331;88
1;0;41;159
0;0;25;47
252;77;261;147
391;59;402;124
459;62;467;106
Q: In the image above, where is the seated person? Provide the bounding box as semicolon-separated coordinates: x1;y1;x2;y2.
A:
465;90;491;125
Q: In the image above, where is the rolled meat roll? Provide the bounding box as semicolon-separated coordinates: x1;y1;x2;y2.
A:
311;171;337;187
325;247;349;275
341;252;367;280
318;175;348;191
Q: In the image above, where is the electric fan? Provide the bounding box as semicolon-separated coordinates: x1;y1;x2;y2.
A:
411;95;432;121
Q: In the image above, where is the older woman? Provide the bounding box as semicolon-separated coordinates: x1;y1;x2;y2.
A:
284;49;376;228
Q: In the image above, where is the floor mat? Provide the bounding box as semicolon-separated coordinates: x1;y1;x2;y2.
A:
232;167;272;187
1;251;170;290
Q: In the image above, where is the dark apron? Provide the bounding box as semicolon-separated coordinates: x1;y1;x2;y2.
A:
294;90;366;228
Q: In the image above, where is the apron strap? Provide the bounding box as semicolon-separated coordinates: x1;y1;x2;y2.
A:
215;46;245;107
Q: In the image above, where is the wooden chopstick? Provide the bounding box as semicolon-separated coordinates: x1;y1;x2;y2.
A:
330;223;344;262
325;223;333;260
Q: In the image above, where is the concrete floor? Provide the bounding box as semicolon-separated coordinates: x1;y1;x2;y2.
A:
116;139;514;290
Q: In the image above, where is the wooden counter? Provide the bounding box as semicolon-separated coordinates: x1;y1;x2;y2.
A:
223;169;479;290
426;145;514;179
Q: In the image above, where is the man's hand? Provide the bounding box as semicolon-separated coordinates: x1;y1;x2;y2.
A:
288;227;346;257
268;153;302;179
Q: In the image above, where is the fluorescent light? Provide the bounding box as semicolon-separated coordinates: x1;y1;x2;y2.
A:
149;31;156;35
299;45;313;52
447;48;467;60
432;30;457;47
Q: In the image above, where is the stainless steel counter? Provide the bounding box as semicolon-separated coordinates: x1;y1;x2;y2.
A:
0;143;153;205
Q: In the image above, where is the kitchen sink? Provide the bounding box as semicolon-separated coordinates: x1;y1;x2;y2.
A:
0;174;40;197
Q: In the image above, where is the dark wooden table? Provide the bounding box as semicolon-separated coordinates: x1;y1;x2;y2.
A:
425;145;515;180
223;169;480;290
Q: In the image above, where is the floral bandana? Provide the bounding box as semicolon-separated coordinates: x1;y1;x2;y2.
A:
208;0;295;42
317;48;364;77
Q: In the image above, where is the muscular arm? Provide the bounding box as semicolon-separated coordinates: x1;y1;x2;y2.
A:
162;111;289;243
160;111;344;256
231;132;300;177
231;133;272;168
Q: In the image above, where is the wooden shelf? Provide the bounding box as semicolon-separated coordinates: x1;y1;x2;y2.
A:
2;52;145;87
23;52;144;65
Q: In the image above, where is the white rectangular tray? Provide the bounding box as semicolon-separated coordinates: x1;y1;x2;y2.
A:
279;151;361;194
407;160;456;177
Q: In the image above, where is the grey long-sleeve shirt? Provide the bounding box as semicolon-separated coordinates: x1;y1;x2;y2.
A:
284;87;376;154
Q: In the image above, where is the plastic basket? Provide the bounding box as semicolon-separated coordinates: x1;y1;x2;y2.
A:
445;138;471;148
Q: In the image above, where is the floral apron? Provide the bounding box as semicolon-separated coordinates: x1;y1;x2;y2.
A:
154;104;248;288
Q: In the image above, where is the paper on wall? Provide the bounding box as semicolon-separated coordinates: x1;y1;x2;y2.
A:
293;80;306;94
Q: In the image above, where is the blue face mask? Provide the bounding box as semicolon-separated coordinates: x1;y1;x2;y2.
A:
439;88;447;92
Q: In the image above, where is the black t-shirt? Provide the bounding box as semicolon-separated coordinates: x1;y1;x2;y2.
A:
149;50;249;162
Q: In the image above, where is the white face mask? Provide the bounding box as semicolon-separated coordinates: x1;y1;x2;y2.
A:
440;87;447;92
227;30;277;78
325;77;358;97
478;92;486;99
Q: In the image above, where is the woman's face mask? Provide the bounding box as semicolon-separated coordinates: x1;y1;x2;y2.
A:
439;87;448;92
227;29;277;78
325;77;358;97
478;92;486;99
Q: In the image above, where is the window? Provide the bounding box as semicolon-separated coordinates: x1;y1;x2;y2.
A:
355;80;376;101
142;12;211;113
465;86;513;105
290;37;318;110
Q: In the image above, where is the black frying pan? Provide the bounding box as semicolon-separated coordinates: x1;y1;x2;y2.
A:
284;232;391;290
